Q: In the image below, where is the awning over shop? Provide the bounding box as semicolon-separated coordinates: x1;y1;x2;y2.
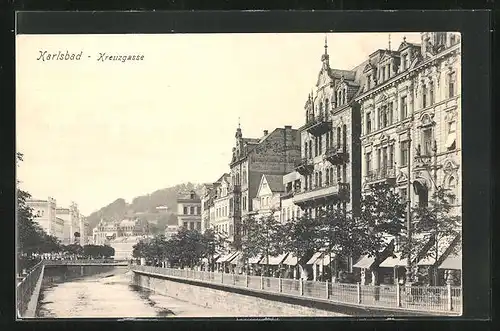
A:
229;252;243;265
438;250;462;270
218;252;238;263
353;255;376;269
282;253;299;266
320;253;336;266
379;252;407;268
306;252;323;265
259;253;289;265
248;255;262;264
418;238;457;266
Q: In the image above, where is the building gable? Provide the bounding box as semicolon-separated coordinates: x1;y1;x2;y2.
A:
256;175;273;197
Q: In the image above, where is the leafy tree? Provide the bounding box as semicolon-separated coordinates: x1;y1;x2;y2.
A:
240;210;283;276
132;241;148;259
17;152;61;257
63;243;83;256
202;228;228;271
170;228;206;268
147;234;169;265
102;245;115;258
38;234;62;254
403;187;461;284
356;183;406;285
281;213;324;279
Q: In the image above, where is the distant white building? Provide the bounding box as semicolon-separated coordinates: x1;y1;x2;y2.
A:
164;224;178;239
92;218;148;245
108;235;151;260
27;197;61;240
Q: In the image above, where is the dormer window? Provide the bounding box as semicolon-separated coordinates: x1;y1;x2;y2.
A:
367;75;371;89
381;68;385;82
386;64;390;79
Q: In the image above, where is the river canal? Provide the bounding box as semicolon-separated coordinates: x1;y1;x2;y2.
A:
36;267;226;318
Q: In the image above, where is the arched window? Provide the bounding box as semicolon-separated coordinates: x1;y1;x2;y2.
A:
330;167;334;184
344;88;348;104
325;168;330;185
319;171;323;187
325;98;329;113
315;172;319;188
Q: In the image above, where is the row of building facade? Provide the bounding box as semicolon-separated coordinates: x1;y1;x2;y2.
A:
172;32;462;285
26;198;91;246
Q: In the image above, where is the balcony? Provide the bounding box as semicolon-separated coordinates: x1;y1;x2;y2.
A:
292;183;350;207
304;114;332;136
294;158;314;176
324;146;349;165
364;167;397;185
413;154;433;170
281;190;295;200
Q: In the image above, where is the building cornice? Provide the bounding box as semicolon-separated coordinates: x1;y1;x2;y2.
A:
355;44;461;102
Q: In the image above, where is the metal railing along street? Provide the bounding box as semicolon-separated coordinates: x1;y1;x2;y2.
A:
16;260;44;317
131;265;462;314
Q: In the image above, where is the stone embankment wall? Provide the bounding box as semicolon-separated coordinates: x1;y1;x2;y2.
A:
132;272;347;317
42;265;122;284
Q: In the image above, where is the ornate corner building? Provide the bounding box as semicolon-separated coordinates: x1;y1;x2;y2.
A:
356;32;461;213
292;38;362;218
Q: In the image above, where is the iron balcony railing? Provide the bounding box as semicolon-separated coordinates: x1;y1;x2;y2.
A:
294;158;314;175
365;167;397;183
292;182;350;205
130;265;462;315
304;114;333;136
325;146;349;165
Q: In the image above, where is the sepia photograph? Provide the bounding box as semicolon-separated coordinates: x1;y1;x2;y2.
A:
16;31;462;318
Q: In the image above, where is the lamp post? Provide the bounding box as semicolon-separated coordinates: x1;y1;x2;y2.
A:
405;128;413;284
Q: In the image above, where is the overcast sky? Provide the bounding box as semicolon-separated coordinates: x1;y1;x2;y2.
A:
16;32;421;215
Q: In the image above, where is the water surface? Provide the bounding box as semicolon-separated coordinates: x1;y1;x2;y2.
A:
36;268;225;318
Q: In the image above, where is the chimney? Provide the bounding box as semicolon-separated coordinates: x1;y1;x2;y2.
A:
263;130;268;136
284;125;292;130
